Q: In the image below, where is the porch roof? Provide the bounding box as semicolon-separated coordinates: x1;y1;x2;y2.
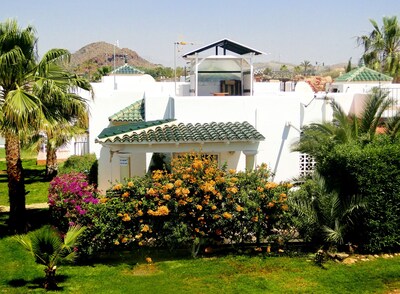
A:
182;38;264;58
111;63;144;75
96;120;265;144
334;66;393;82
108;99;145;122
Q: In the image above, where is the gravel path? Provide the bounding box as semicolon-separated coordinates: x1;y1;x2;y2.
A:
0;203;48;212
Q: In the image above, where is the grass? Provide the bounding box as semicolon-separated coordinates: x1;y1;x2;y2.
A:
1;229;400;293
0;148;50;206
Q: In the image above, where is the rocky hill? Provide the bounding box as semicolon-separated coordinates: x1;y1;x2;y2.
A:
69;41;157;73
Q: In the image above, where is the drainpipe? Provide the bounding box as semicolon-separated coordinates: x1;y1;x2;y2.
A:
195;53;199;96
250;53;254;96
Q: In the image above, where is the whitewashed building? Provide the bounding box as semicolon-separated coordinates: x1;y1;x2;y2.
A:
82;39;398;193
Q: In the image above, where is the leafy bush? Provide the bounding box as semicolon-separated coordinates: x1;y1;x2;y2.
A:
74;154;292;257
48;172;99;231
318;137;400;252
59;153;98;185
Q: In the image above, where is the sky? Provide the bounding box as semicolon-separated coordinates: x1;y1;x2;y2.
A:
1;0;400;68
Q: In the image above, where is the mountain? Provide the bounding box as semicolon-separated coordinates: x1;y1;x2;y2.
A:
69;41;157;73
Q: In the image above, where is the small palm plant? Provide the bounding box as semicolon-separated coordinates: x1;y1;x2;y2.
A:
14;225;85;290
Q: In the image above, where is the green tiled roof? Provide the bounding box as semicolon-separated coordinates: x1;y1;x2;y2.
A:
335;66;393;82
111;63;144;75
96;121;265;144
109;99;145;122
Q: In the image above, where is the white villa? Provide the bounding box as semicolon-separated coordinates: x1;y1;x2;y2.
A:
77;39;399;193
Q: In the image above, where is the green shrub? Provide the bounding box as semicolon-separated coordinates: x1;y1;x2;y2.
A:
318;137;400;252
59;153;98;185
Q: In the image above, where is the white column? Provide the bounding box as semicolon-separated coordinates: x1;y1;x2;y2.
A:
243;150;258;171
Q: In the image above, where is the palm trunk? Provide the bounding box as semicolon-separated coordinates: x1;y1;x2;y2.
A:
5;132;26;233
45;143;58;180
44;266;57;290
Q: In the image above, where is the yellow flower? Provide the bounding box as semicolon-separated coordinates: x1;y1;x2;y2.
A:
121;237;128;243
228;169;236;174
267;202;275;208
138;241;144;246
236;205;244;212
182;187;190;196
174;179;183;187
127;181;134;187
196;205;203;211
113;183;123;191
122;213;131;222
226;186;238;194
265;182;278;189
213;214;220;219
137;210;143;216
148;205;170;216
152;170;164;181
122;191;129;198
195;228;200;233
158;205;170;216
211;205;217;211
99;197;108;203
222;212;233;219
141;224;150;232
135;233;143;239
256;186;264;193
279;193;287;202
251;216;259;222
146;257;153;264
163;194;171;200
114;240;120;245
147;188;157;196
178;200;187;205
165;183;174;190
192;159;203;170
281;204;289;211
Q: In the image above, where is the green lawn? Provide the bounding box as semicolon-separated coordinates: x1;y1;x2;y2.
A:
1;233;399;293
0;149;50;206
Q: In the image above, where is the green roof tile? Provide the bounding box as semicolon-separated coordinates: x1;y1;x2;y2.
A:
96;121;265;143
97;119;175;139
109;99;145;122
335;66;393;82
111;63;144;75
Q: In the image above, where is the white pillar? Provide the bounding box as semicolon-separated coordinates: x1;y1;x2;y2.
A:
243;150;258;171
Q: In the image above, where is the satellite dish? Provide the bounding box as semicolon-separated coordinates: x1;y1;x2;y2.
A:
295;81;314;105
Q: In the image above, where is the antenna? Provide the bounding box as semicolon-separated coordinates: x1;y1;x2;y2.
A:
174;41;196;95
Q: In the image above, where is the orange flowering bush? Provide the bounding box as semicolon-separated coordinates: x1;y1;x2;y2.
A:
234;163;292;244
76;154;292;256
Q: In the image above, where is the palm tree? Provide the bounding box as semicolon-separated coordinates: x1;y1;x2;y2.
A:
33;57;92;179
0;19;89;232
0;19;39;232
300;60;312;75
289;172;366;248
357;16;400;81
14;225;85;290
292;88;394;160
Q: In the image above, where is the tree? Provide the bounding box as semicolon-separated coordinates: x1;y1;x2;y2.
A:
14;225;85;290
289;172;365;248
33;56;92;179
0;19;39;232
300;60;312;75
0;19;88;232
346;57;352;73
357;16;400;81
292;88;395;161
92;65;111;82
